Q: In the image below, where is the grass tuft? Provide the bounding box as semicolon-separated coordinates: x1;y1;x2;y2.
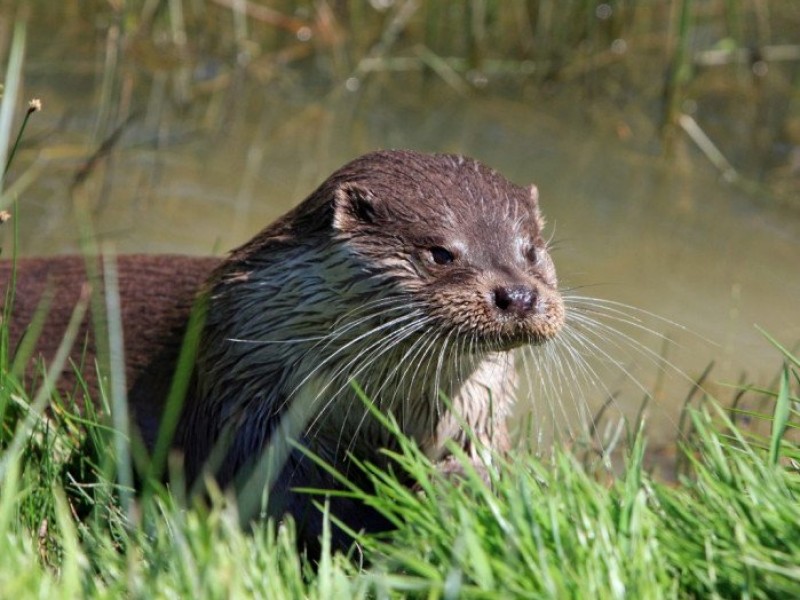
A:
0;341;798;596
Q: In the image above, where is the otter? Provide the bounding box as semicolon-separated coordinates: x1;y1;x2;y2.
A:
2;150;564;550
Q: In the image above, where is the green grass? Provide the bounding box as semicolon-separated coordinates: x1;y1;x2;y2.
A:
0;330;798;597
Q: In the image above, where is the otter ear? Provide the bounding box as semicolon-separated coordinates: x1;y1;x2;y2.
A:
333;182;378;231
528;184;546;230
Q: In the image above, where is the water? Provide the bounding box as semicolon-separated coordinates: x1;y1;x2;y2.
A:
5;9;799;448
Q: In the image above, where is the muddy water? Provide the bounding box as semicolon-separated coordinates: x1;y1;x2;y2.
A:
6;20;799;447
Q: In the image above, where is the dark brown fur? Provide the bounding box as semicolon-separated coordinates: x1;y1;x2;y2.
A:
1;255;217;410
2;150;564;551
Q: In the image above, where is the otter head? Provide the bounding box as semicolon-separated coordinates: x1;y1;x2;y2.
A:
328;150;564;352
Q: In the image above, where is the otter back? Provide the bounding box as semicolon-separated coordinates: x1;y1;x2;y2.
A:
0;254;219;444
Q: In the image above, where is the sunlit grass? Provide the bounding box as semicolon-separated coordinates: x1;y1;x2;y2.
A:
0;328;798;597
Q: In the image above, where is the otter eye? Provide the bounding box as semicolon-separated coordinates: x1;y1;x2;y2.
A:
524;245;538;263
429;246;455;265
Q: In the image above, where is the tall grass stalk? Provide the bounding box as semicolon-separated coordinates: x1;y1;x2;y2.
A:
662;0;693;142
101;250;134;521
0;20;26;192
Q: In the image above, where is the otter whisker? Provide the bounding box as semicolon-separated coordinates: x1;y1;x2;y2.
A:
524;342;573;437
565;310;697;389
311;316;436;458
565;295;717;346
549;332;619;440
308;299;418;351
365;320;441;412
515;325;620;447
367;332;438;435
400;327;448;410
286;317;433;483
226;296;415;346
304;309;432;421
432;327;458;419
340;333;443;459
558;323;653;397
284;308;427;409
388;326;448;433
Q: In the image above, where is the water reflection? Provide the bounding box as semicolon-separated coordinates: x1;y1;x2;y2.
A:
5;7;799;448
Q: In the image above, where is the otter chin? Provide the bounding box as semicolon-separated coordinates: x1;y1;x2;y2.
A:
2;149;564;552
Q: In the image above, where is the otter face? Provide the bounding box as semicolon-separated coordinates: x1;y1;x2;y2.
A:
331;151;564;352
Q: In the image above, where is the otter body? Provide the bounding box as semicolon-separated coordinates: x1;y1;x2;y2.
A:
3;150;564;548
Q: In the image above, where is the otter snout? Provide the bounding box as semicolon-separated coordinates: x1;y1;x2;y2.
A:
493;284;537;317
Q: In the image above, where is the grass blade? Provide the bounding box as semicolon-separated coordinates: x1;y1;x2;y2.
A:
768;365;791;466
102;250;134;521
0;20;26;192
757;326;800;370
0;284;89;481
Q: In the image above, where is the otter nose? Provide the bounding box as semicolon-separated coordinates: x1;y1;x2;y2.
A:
493;285;537;316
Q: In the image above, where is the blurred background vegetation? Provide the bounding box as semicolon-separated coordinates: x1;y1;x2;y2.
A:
0;0;798;447
3;0;798;207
